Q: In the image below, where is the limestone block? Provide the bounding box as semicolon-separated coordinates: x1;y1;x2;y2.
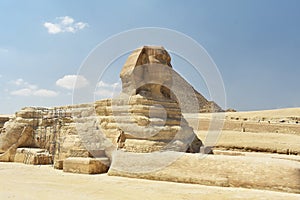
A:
68;149;90;157
88;149;106;158
63;157;109;174
34;154;53;165
108;151;300;194
124;139;166;153
14;151;27;163
0;122;34;153
14;148;52;165
15;108;38;118
54;160;64;170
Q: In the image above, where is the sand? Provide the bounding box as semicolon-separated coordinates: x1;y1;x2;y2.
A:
197;130;300;153
186;107;300;120
225;108;300;119
0;162;299;200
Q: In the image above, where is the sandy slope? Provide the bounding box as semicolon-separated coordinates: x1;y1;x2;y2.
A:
197;130;300;153
185;107;300;121
226;107;300;119
0;162;299;200
186;108;300;154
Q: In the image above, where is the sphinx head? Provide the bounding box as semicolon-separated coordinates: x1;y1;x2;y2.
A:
120;46;174;99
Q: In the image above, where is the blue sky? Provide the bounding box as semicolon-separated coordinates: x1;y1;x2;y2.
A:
0;0;299;114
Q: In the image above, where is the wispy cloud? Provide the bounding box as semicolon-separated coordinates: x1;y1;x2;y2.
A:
10;89;58;97
10;88;32;96
94;81;121;99
10;78;58;97
33;89;58;97
11;78;37;89
56;75;89;90
44;16;88;34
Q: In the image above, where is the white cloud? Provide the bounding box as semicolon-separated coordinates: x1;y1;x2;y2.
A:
10;88;58;97
44;22;61;34
97;81;121;88
9;78;58;97
11;78;37;90
56;75;89;90
33;89;58;97
75;22;87;29
12;78;24;86
0;74;2;78
10;88;32;96
97;81;112;87
44;16;88;34
94;81;121;99
60;16;74;25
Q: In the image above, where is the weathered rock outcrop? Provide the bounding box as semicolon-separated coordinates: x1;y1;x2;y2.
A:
0;106;93;163
0;121;35;153
0;125;33;162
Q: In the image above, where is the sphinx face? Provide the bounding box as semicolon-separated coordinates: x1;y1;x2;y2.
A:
140;48;171;67
121;46;174;98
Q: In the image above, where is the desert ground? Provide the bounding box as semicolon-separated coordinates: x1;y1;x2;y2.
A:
0;108;299;199
186;108;300;154
0;162;299;200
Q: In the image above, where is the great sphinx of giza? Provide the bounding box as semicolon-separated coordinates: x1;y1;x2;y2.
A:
0;46;219;167
96;46;208;153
